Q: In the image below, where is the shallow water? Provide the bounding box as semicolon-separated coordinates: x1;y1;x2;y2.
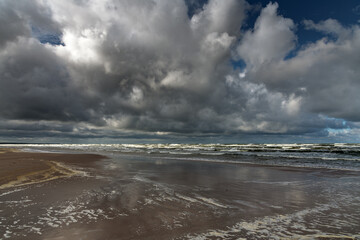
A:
1;146;360;239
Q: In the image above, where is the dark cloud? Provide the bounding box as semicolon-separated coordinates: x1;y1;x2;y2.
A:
0;1;30;47
0;38;91;122
0;0;359;142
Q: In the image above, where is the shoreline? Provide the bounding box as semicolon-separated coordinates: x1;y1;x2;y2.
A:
112;151;360;174
1;147;357;191
1;147;360;239
0;148;106;190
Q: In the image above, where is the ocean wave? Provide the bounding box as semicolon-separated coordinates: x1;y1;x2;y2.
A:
3;143;360;171
5;143;359;154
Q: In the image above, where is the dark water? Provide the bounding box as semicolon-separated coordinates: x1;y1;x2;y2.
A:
7;143;360;171
1;145;360;239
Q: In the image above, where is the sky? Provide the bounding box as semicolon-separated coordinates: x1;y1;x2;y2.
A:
0;0;360;144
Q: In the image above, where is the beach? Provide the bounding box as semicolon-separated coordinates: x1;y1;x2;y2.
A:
0;148;104;189
1;145;360;239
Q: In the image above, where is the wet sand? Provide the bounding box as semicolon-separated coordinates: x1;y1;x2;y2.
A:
1;149;360;239
0;148;105;189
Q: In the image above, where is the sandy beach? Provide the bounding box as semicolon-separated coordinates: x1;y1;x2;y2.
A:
0;148;105;190
1;147;360;239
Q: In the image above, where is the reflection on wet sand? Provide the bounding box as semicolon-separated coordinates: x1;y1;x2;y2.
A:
1;150;360;239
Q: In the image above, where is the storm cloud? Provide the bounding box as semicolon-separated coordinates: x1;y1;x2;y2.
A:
0;0;359;142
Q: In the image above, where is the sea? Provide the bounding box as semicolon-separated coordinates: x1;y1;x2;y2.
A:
5;143;360;171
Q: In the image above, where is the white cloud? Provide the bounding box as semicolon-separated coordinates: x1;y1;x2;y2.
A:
236;3;360;126
191;0;247;36
237;2;296;68
303;19;350;39
281;94;302;116
161;70;190;87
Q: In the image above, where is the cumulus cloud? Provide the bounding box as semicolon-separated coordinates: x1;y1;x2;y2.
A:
237;2;296;68
0;0;61;47
303;19;351;40
0;0;359;142
237;3;360;127
0;2;29;47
